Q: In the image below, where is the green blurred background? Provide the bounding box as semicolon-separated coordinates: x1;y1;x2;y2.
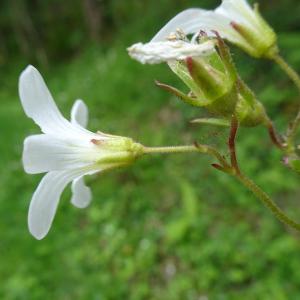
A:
1;0;300;299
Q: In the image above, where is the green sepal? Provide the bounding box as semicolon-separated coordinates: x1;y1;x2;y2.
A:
186;57;228;101
235;79;267;127
213;32;237;82
155;80;205;107
191;117;230;127
210;86;239;117
168;60;211;105
92;137;144;165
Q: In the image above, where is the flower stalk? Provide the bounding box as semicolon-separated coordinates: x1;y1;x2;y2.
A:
143;145;199;154
272;53;300;92
265;117;284;149
143;142;232;172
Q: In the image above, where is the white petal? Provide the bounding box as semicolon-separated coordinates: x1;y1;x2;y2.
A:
23;134;96;174
28;170;83;239
185;13;241;44
128;40;214;64
151;8;241;46
19;65;98;139
216;0;257;27
19;66;71;135
151;9;209;42
71;177;92;208
71;99;89;128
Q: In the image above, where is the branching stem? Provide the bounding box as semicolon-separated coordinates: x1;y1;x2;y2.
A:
226;115;300;232
143;115;300;232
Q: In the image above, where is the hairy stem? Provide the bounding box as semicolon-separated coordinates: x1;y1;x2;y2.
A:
273;54;300;150
236;172;300;231
203;145;231;169
265;117;284;149
226;114;300;231
143;144;230;170
273;54;300;92
143;145;198;154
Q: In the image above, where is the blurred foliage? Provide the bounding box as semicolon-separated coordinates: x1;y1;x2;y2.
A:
1;0;300;299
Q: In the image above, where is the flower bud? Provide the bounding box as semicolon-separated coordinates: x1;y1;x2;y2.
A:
129;31;268;127
229;3;278;58
166;35;239;117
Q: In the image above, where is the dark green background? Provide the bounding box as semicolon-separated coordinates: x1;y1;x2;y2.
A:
1;0;300;299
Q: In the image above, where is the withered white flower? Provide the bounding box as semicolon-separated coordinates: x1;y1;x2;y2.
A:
127;40;215;64
20;66;143;239
151;0;277;58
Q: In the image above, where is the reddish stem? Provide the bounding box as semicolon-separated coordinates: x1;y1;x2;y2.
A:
228;115;241;174
267;122;284;149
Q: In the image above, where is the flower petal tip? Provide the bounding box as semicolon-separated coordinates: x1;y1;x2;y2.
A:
71;177;92;209
22;64;37;73
30;230;47;240
28;220;48;240
19;65;39;85
71;99;89;127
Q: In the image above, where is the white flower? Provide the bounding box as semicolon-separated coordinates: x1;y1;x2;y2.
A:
127;40;215;64
20;65;143;240
151;0;277;58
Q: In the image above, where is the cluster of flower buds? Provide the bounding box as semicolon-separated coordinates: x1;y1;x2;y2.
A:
128;29;268;127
